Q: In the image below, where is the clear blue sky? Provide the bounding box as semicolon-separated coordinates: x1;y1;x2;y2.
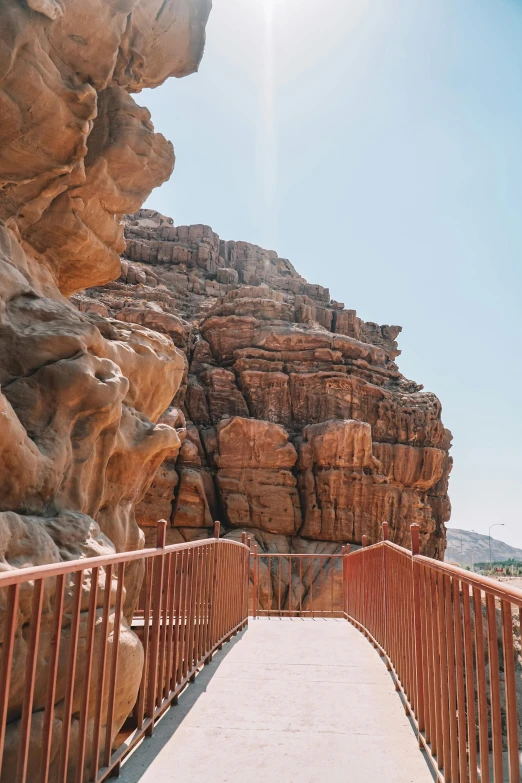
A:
143;0;522;548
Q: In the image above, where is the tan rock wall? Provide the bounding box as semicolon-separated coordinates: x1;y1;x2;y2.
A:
83;212;452;573
0;1;211;777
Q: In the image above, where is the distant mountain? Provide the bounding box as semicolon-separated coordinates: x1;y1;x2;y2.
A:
445;528;522;566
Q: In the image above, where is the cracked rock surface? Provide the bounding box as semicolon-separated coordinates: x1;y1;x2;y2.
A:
82;210;453;579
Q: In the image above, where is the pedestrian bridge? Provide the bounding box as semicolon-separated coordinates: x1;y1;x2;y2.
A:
1;521;521;783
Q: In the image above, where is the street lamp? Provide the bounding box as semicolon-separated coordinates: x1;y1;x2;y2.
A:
489;523;505;572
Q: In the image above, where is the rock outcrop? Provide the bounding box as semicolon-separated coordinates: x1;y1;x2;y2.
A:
0;1;211;778
81;210;453;564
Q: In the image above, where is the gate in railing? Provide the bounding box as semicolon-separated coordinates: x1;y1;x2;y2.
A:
0;520;249;783
250;550;345;617
345;522;522;783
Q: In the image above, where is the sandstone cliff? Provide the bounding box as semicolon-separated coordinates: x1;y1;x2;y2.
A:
0;1;210;778
79;209;453;563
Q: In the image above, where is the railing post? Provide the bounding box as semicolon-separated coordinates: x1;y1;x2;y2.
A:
410;523;425;740
246;537;251;626
341;546;346;616
346;545;350;618
241;533;248;629
207;521;221;659
145;519;167;736
382;523;390;667
252;545;258;619
361;536;367;632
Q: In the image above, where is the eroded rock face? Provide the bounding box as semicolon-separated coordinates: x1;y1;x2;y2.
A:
82;210;453;567
0;1;211;778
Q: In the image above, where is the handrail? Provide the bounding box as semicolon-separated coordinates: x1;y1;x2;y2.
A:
0;520;250;783
344;523;522;783
415;553;522;606
0;536;248;587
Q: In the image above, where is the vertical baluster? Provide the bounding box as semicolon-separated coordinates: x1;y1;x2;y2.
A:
104;561;124;764
245;539;251;626
157;552;171;704
485;593;503;783
330;556;335;618
187;548;198;680
501;600;519;783
410;525;424;734
59;571;83;782
252;546;257;619
195;546;205;665
278;557;282;618
266;554;271;616
204;543;213;651
173;549;186;689
453;578;469;783
473;587;490;783
183;549;194;680
419;566;432;747
196;545;206;664
299;557;303;616
164;553;177;697
40;575;65;783
209;533;221;644
16;578;44;783
462;584;478;783
288;555;292;617
91;564;113;780
0;583;20;777
318;558;323;619
75;567;99;783
428;569;441;766
444;573;459;782
136;558;153;727
145;521;166;733
309;557;314;617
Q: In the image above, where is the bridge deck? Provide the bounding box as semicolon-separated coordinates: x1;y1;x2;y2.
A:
119;618;434;783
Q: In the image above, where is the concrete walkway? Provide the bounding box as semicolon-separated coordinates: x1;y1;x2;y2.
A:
120;619;434;783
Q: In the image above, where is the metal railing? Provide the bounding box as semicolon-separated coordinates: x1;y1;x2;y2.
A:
4;514;522;783
0;520;249;783
250;549;344;617
345;522;522;783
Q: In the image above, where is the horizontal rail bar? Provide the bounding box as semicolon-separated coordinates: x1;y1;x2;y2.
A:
0;536;249;587
252;554;344;559
414;553;522;606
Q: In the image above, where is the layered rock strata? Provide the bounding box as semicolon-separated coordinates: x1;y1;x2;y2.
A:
81;210;453;575
0;1;210;779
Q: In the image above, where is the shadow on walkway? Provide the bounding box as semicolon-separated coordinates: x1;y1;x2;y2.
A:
119;628;247;782
119;619;436;783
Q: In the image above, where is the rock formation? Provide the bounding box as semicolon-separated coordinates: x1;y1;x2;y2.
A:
0;1;211;778
80;209;453;566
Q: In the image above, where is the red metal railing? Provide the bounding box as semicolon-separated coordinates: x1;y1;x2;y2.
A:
0;520;249;783
4;515;522;783
250;548;344;617
345;522;522;783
